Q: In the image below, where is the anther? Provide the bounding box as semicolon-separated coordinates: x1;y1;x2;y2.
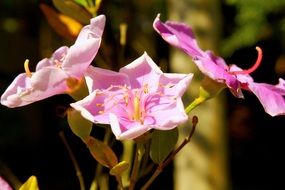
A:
230;46;263;75
143;83;149;94
123;94;129;106
24;59;32;78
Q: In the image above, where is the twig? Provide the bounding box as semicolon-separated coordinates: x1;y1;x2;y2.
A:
141;116;198;190
128;143;142;190
59;131;85;190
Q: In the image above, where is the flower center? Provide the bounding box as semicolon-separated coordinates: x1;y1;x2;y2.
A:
24;59;32;78
229;46;263;75
95;83;151;124
95;82;176;124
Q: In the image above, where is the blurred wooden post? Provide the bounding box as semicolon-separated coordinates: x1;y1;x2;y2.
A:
167;0;231;190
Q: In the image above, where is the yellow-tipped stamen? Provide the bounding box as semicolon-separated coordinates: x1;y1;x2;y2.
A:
143;83;149;94
133;95;141;121
24;59;32;78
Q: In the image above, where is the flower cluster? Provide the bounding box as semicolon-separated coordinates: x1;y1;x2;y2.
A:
1;11;285;189
3;13;284;142
1;14;193;140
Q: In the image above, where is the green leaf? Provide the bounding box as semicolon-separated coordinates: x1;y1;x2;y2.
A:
67;108;92;142
87;137;118;168
19;176;39;190
52;0;92;24
109;161;129;176
74;0;88;8
150;128;178;164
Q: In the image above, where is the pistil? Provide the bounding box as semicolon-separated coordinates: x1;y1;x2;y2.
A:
133;93;141;121
230;46;263;75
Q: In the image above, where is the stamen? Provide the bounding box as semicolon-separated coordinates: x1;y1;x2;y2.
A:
143;83;149;94
123;94;129;106
133;95;141;121
54;60;62;68
24;59;32;77
230;46;263;75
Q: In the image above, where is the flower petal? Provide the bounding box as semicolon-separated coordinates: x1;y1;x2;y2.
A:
119;52;162;89
63;15;106;77
75;15;106;43
153;14;204;57
158;72;193;97
153;15;241;97
109;113;150;140
70;90;111;124
84;66;130;93
194;52;241;97
247;79;285;116
1;67;67;107
36;46;68;71
0;176;12;190
1;73;31;107
149;99;188;130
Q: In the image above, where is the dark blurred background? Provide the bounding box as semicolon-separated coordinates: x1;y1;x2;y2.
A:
1;0;285;190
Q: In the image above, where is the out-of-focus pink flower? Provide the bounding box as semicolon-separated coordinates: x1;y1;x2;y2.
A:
1;15;106;108
0;176;12;190
153;14;285;116
71;53;193;139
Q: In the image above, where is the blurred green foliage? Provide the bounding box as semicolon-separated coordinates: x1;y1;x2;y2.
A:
222;0;285;56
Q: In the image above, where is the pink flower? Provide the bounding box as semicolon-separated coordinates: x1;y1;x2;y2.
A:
71;53;193;139
153;14;285;116
1;15;106;108
0;176;12;190
230;65;285;116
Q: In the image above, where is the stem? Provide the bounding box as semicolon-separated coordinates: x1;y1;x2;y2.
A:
93;128;113;189
140;142;151;177
116;175;124;190
141;116;198;190
185;97;206;114
128;143;142;190
121;140;134;188
59;131;85;190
